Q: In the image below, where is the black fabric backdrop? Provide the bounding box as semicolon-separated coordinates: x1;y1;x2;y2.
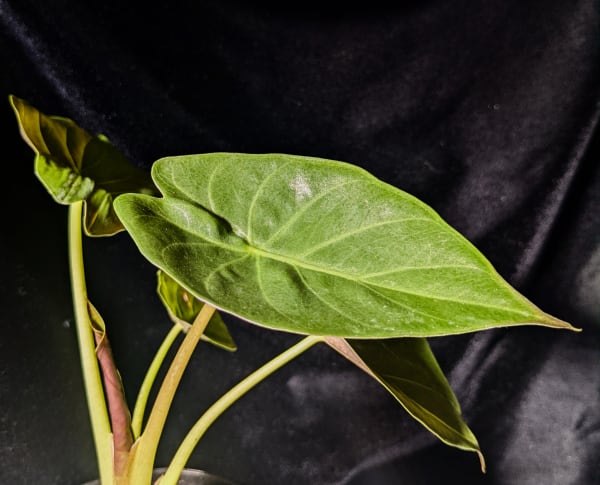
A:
1;1;599;484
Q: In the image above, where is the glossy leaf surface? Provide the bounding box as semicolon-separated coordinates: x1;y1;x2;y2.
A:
9;95;156;236
114;153;576;338
327;336;485;470
156;270;237;352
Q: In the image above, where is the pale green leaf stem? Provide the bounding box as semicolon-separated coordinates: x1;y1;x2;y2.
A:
69;202;113;483
131;324;183;439
125;304;216;485
157;335;324;485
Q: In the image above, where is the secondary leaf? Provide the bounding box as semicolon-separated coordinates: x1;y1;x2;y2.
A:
114;152;577;338
87;301;134;473
156;270;237;352
9;95;157;236
326;336;485;471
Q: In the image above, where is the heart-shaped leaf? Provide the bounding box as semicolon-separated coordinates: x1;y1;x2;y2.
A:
326;336;485;470
9;95;157;236
114;153;577;338
156;270;237;352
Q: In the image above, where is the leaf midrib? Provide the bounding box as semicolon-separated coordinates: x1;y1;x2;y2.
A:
245;245;529;316
162;200;532;318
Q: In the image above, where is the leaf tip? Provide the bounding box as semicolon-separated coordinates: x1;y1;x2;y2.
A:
540;313;581;332
7;94;28;118
477;450;486;474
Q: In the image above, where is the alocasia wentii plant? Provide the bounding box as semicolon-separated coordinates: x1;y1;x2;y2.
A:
9;94;578;485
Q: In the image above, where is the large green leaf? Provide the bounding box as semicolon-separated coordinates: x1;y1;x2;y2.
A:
9;95;157;236
156;270;237;352
113;153;577;338
326;336;485;470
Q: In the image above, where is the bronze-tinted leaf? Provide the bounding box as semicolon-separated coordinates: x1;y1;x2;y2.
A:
9;95;157;236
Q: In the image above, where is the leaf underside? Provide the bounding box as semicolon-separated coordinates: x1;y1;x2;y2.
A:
9;95;156;236
114;153;575;339
327;336;485;471
156;270;237;352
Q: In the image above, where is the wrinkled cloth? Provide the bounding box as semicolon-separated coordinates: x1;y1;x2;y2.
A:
0;1;598;484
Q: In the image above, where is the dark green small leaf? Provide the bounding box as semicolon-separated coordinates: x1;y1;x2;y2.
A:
157;270;237;352
114;153;578;338
9;95;157;236
326;336;485;471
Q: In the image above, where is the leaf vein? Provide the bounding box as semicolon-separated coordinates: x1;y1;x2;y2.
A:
294;267;367;329
204;254;251;290
356;280;450;325
247;161;293;241
264;179;359;246
255;256;299;325
379;373;451;403
362;264;485;279
298;217;438;258
206;164;222;213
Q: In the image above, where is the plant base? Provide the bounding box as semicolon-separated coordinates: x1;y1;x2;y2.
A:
81;468;236;485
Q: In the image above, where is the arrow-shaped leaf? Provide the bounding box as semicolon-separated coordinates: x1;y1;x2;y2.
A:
113;153;577;338
9;95;157;236
156;270;237;352
326;336;485;470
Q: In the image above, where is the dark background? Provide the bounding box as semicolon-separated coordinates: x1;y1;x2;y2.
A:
1;1;599;484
